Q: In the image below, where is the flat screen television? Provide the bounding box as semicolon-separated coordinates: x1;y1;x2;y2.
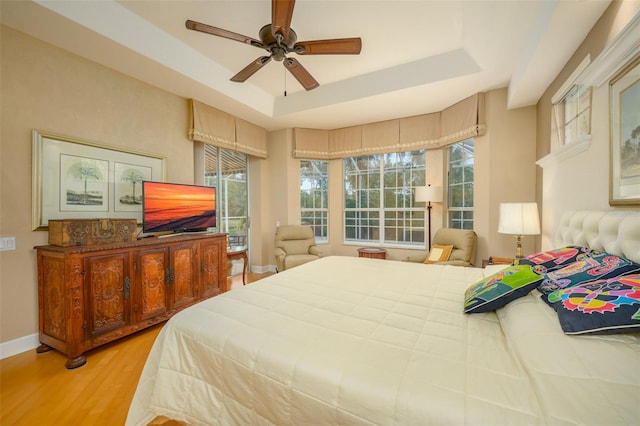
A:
142;181;216;234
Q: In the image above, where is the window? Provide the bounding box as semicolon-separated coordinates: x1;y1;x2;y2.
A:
554;84;592;146
344;150;426;247
204;145;248;249
300;160;328;243
447;139;474;230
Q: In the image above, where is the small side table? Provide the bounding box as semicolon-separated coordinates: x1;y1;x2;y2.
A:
358;247;387;260
227;249;248;285
482;256;513;268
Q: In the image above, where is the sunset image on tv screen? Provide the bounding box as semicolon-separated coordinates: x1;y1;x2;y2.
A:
143;182;216;232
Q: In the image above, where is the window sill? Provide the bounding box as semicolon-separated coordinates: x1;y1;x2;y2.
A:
343;241;427;250
536;136;591;169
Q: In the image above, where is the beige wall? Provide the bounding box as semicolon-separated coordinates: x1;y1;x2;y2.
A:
535;1;640;248
0;26;192;347
247;154;272;272
475;89;539;260
261;128;294;267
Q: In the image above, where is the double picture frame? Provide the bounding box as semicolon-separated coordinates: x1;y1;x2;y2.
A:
32;130;165;230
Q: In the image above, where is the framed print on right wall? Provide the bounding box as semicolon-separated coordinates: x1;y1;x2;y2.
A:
610;54;640;206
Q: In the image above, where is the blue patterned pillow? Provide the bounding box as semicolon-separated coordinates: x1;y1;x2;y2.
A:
536;250;640;294
464;265;543;313
542;274;640;335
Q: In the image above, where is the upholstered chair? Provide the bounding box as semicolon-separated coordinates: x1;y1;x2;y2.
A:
274;225;322;271
406;228;478;267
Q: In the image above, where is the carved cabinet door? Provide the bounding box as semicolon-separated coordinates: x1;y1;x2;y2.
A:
84;251;131;338
200;238;225;298
136;247;170;322
169;242;199;311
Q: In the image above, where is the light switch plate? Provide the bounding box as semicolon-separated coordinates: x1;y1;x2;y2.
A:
0;237;16;251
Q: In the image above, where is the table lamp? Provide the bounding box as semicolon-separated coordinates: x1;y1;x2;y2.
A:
415;185;443;249
498;202;540;259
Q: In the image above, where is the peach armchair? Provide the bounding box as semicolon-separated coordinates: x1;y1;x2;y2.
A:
406;228;477;267
274;225;322;271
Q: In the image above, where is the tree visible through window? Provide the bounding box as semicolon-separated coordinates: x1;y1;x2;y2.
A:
344;150;426;247
554;84;591;146
300;160;328;242
204;145;248;249
447;139;474;230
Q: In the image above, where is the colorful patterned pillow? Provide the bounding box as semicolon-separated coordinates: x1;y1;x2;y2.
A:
464;264;543;313
537;250;640;294
516;246;587;274
542;274;640;335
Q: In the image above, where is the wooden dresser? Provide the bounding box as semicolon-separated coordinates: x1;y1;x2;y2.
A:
35;233;227;369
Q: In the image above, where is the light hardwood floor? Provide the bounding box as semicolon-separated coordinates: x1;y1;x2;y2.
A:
0;272;273;425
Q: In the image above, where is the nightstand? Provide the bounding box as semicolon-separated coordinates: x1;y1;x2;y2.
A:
482;256;513;268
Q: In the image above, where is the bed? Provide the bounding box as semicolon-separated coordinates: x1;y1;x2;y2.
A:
126;211;640;425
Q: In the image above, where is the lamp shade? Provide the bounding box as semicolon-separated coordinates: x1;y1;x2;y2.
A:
498;202;540;235
415;185;443;203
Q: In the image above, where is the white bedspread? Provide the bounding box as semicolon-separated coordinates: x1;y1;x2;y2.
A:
126;256;639;425
498;291;640;425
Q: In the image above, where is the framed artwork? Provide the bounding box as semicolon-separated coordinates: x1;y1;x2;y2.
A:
59;153;109;212
114;161;153;212
610;54;640;206
32;130;166;230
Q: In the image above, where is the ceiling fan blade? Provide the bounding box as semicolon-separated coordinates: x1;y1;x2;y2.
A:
230;56;272;82
186;20;265;49
271;0;295;41
284;57;319;91
294;38;362;55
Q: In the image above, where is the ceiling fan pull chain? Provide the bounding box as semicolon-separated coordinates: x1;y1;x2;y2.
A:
284;67;287;97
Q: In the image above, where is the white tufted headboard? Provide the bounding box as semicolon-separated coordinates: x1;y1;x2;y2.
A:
554;210;640;263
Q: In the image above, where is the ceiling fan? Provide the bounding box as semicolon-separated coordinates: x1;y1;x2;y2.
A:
185;0;362;91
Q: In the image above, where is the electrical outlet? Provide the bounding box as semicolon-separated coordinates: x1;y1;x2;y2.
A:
0;237;16;251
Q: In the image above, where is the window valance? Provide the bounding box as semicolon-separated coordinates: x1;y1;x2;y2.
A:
236;118;268;158
188;99;267;158
293;128;330;159
293;92;486;159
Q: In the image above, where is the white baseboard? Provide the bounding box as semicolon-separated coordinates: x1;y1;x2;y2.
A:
251;264;277;274
1;333;39;359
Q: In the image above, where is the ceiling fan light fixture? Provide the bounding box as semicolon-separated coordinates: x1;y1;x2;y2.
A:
272;47;286;62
